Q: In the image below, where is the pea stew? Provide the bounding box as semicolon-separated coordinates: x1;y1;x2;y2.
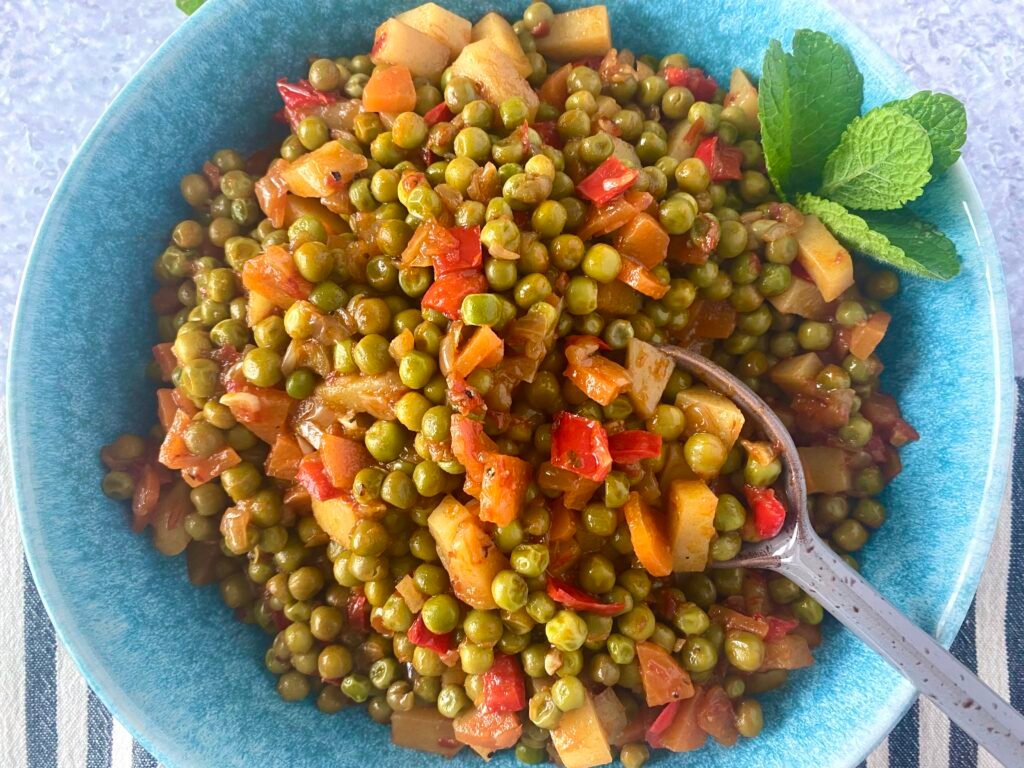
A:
100;4;918;766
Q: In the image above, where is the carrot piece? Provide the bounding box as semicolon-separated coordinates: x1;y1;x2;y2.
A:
241;245;313;309
576;196;640;240
265;433;304;481
450;414;498;496
478;453;531;526
624;492;673;577
152;343;177;379
319;433;373;490
156;389;179;430
849;311;891;360
613;212;670;268
548;500;578;542
454;326;504;378
361;64;417;113
538;63;572;106
564;337;632;407
617;256;669;299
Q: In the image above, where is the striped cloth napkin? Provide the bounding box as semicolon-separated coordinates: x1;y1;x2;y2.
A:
1;389;1021;768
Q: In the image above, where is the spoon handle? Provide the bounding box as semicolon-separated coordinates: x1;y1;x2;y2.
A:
781;541;1024;766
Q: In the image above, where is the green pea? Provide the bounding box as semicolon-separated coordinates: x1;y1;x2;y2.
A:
421;594;460;634
398;350;437;389
459;643;494;675
529;689;562;730
420;405;452;442
582;243;622;283
499;96;530;130
725;630;766;672
285;368;316;400
381;470;417;509
353;334;392;374
551;675;586;712
617;604;656;641
492;570;529;611
510;544;550;578
546;610;588;652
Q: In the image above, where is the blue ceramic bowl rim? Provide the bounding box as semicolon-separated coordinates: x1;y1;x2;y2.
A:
8;0;1014;765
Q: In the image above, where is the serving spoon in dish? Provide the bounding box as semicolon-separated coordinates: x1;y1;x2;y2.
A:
660;345;1024;766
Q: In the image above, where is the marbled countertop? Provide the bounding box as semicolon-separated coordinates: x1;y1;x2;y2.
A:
0;0;1021;377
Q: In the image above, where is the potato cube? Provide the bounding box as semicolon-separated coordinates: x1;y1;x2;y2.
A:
767;276;831;319
428;495;509;610
396;2;471;57
667;479;718;572
450;39;538;120
371;17;450;80
535;5;612;62
794;214;854;302
472;12;532;77
626;338;674;418
724;68;759;129
675;385;745;451
551;692;613;768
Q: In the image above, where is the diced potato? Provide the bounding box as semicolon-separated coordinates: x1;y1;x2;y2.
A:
797;446;851;494
675;386;745;451
246;289;276;326
472;12;531;77
280;141;368;198
428;496;509;610
312;496;359;547
667;479;718;572
767;277;831;319
659;442;698;495
391;707;464;757
551;691;613;768
724;68;759;129
449;39;539;120
372;18;450;79
794;214;854;302
666;119;703;160
535;5;612;62
769;353;824;396
626;338;674;418
396;2;471;56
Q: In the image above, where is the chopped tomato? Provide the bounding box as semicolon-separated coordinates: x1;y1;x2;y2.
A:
564;336;632;407
743;485;787;539
275;78;339;131
453;326;504;378
265;433;303;481
255;158;290;227
608;430;662;463
422;270;489;320
434;226;482;277
319;433;373;491
240;245;313;309
158;410;241;486
453;708;522;754
408;614;455;655
131;462;162;532
550;412;612;483
423;101;454;126
295;453;343;501
219;385;293;444
694;136;743;182
479;452;531;526
152;342;177;378
763;615;801;643
664;67;719;101
698;686;739;746
576;156;640;205
636;641;695;706
708;605;770;638
613;212;670;268
531;121;561;148
155;389;178;430
362;64;416;113
654;688;707;752
478;654;526;713
624;492;673;578
576;195;642;240
645;701;681;749
346;587;370;634
402;218;458;268
618;256;669;299
546;577;625;617
450;414;497;496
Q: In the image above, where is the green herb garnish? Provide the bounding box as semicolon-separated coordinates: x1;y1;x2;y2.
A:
759;30;967;280
176;0;206;15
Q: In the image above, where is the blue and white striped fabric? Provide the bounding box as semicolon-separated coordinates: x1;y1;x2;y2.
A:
2;386;1022;768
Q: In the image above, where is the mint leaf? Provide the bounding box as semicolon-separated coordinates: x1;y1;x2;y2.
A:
797;194;959;279
890;91;967;174
819;106;933;210
176;0;206;14
759;30;864;197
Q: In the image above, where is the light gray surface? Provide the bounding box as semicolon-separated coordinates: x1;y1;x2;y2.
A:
0;0;1021;378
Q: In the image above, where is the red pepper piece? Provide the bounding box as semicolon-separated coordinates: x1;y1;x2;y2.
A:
479;654;527;713
346;587;370;634
576;156;641;206
645;701;682;748
546;577;625;617
694;136;744;182
743;485;787;539
763;615;800;643
423;101;454;126
550;411;613;483
664;67;719;102
295;453;343;501
407;614;455;655
432;226;482;277
275;78;339;131
608;430;663;463
422;269;489;320
564;334;610;351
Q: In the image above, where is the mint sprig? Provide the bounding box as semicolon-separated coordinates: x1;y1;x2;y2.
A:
176;0;206;15
758;30;967;281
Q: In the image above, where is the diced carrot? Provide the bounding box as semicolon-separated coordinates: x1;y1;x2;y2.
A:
389;328;416;361
576;196;640;240
478;452;531;526
566;355;633;407
240;245;313;309
152;343;177;379
538;63;572;106
614;212;669;268
319;433;373;490
453;708;522;754
450;414;497;496
362;64;417;113
624;492;673;577
636;641;695;706
220;385;294;444
265;433;304;481
280;140;368;198
170;389;198;418
617;256;669;299
849;311;891;360
681;299;737;341
453;326;504;378
156;389;179;430
549;499;578;541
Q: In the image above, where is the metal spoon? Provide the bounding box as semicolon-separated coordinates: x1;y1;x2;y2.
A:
660;345;1024;766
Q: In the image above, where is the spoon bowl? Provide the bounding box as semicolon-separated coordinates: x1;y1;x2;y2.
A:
661;344;1024;766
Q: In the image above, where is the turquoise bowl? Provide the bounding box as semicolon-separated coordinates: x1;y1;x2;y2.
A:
9;0;1013;766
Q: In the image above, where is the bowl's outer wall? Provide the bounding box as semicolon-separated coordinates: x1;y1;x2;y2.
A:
9;1;1012;767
